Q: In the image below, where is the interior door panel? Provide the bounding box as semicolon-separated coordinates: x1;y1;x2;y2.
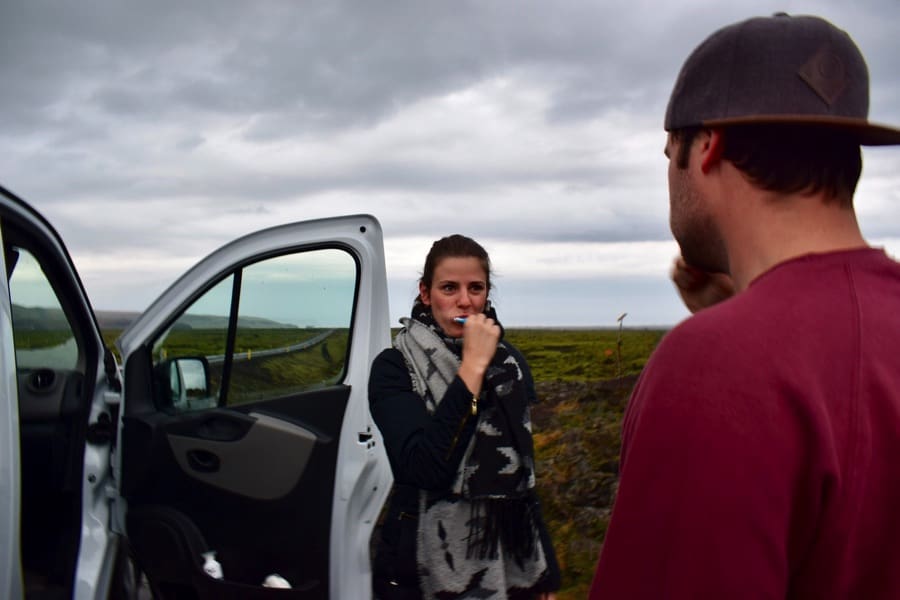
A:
166;411;318;500
123;384;351;597
18;370;87;590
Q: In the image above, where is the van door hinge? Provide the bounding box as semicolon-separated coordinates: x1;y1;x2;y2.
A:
86;411;115;445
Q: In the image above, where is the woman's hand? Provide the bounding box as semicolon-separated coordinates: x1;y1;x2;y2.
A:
456;312;501;396
671;256;735;314
536;592;557;600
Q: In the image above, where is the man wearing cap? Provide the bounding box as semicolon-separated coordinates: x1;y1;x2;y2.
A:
590;13;900;599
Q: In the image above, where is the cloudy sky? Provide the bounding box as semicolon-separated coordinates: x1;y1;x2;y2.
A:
2;0;898;327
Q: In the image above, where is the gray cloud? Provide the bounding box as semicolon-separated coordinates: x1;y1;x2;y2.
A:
1;0;898;324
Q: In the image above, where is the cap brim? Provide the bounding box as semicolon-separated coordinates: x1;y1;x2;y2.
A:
700;114;900;146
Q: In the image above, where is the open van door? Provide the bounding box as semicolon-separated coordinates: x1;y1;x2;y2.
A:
1;181;392;600
114;215;393;599
0;186;129;599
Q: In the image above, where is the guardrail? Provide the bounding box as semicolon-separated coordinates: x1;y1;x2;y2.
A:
205;329;335;364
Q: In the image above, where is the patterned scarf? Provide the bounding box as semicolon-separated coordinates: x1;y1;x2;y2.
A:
393;301;549;599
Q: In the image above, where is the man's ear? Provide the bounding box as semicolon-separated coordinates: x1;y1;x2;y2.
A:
700;128;725;174
418;281;431;306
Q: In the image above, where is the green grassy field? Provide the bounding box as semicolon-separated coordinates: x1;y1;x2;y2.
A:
503;328;666;599
506;328;664;382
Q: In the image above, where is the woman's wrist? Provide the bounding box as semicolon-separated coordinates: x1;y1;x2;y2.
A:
457;361;486;396
457;365;485;397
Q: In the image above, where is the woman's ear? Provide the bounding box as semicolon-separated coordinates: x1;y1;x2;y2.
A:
418;281;431;306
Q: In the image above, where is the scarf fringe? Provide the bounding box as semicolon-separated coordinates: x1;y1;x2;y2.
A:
466;497;538;566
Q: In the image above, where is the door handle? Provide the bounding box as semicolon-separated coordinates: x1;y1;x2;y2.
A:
186;449;221;473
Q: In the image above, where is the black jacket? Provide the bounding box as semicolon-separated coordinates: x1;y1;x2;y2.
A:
368;346;561;597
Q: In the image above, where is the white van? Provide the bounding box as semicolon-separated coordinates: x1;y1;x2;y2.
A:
0;184;393;599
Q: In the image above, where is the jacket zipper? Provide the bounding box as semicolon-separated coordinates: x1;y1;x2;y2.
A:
446;395;478;460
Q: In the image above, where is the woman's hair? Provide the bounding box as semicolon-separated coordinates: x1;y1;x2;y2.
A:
418;234;492;299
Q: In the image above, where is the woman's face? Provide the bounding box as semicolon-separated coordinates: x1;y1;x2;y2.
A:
419;256;488;336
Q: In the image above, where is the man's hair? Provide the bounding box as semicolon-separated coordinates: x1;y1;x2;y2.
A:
671;125;862;206
671;127;701;170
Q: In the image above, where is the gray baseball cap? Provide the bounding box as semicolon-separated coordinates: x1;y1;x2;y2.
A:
664;13;900;145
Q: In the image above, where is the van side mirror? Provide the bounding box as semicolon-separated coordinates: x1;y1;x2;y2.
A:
154;356;214;412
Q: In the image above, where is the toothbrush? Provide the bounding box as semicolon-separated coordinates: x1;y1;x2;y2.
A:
453;317;467;324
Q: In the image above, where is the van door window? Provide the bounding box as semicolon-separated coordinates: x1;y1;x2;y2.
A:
8;246;78;370
151;247;357;413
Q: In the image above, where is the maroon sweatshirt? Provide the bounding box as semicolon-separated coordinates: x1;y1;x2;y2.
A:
591;249;900;599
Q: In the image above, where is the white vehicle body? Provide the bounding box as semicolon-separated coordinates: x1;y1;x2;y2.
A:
0;185;393;599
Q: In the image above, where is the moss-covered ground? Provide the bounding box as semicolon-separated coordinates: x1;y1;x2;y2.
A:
507;329;665;599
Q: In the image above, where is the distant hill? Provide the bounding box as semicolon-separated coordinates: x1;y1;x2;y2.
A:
13;306;297;331
167;313;298;330
96;310;141;330
11;304;70;330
